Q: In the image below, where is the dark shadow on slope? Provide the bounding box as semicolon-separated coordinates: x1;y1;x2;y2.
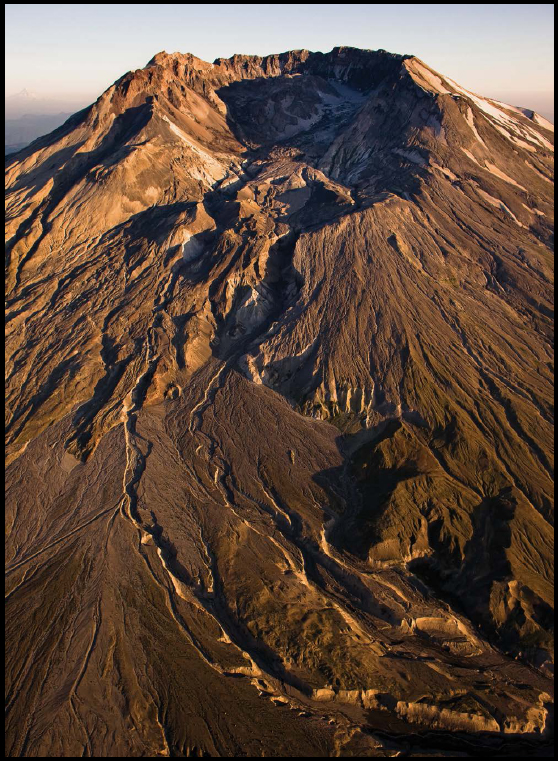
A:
209;229;303;361
408;489;516;620
64;337;136;459
216;74;361;149
312;420;554;662
313;419;415;559
410;488;554;659
212;61;432;208
5;354;82;444
362;715;553;757
213;47;410;150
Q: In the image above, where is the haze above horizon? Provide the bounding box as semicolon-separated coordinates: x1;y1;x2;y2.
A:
5;3;555;120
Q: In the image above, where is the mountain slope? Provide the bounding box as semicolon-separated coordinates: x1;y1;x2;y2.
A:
5;47;554;757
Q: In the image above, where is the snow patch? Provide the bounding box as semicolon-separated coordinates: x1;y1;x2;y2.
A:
407;60;451;95
533;113;554;132
461;147;481;165
445;78;554;152
484;162;527;191
522;203;545;216
465;107;485;146
476;188;524;227
525;161;553;184
431;163;457;180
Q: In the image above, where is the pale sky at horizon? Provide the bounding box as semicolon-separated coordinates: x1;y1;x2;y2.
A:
5;3;555;108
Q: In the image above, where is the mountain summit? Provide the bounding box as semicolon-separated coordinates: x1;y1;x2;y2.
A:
6;87;38;100
5;47;554;757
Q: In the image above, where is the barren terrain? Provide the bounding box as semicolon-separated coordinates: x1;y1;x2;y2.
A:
5;47;554;756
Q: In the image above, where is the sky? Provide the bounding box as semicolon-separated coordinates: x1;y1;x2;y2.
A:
5;3;555;117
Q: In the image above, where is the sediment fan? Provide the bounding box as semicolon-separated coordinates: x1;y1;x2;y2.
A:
5;47;554;757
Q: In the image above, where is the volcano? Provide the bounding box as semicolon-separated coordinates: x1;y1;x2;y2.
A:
5;47;554;757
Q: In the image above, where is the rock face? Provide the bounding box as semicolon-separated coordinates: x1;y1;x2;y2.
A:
5;47;554;757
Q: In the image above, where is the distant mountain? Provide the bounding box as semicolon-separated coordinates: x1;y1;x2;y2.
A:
5;87;39;109
5;112;74;153
5;47;554;757
5;90;90;154
5;89;87;117
4;142;28;155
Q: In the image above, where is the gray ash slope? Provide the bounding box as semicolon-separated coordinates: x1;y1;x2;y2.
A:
5;47;554;757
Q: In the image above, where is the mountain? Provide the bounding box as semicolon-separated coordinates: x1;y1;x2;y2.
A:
5;47;554;757
5;90;91;152
5;89;89;118
5;88;40;113
4;142;28;156
5;112;75;155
